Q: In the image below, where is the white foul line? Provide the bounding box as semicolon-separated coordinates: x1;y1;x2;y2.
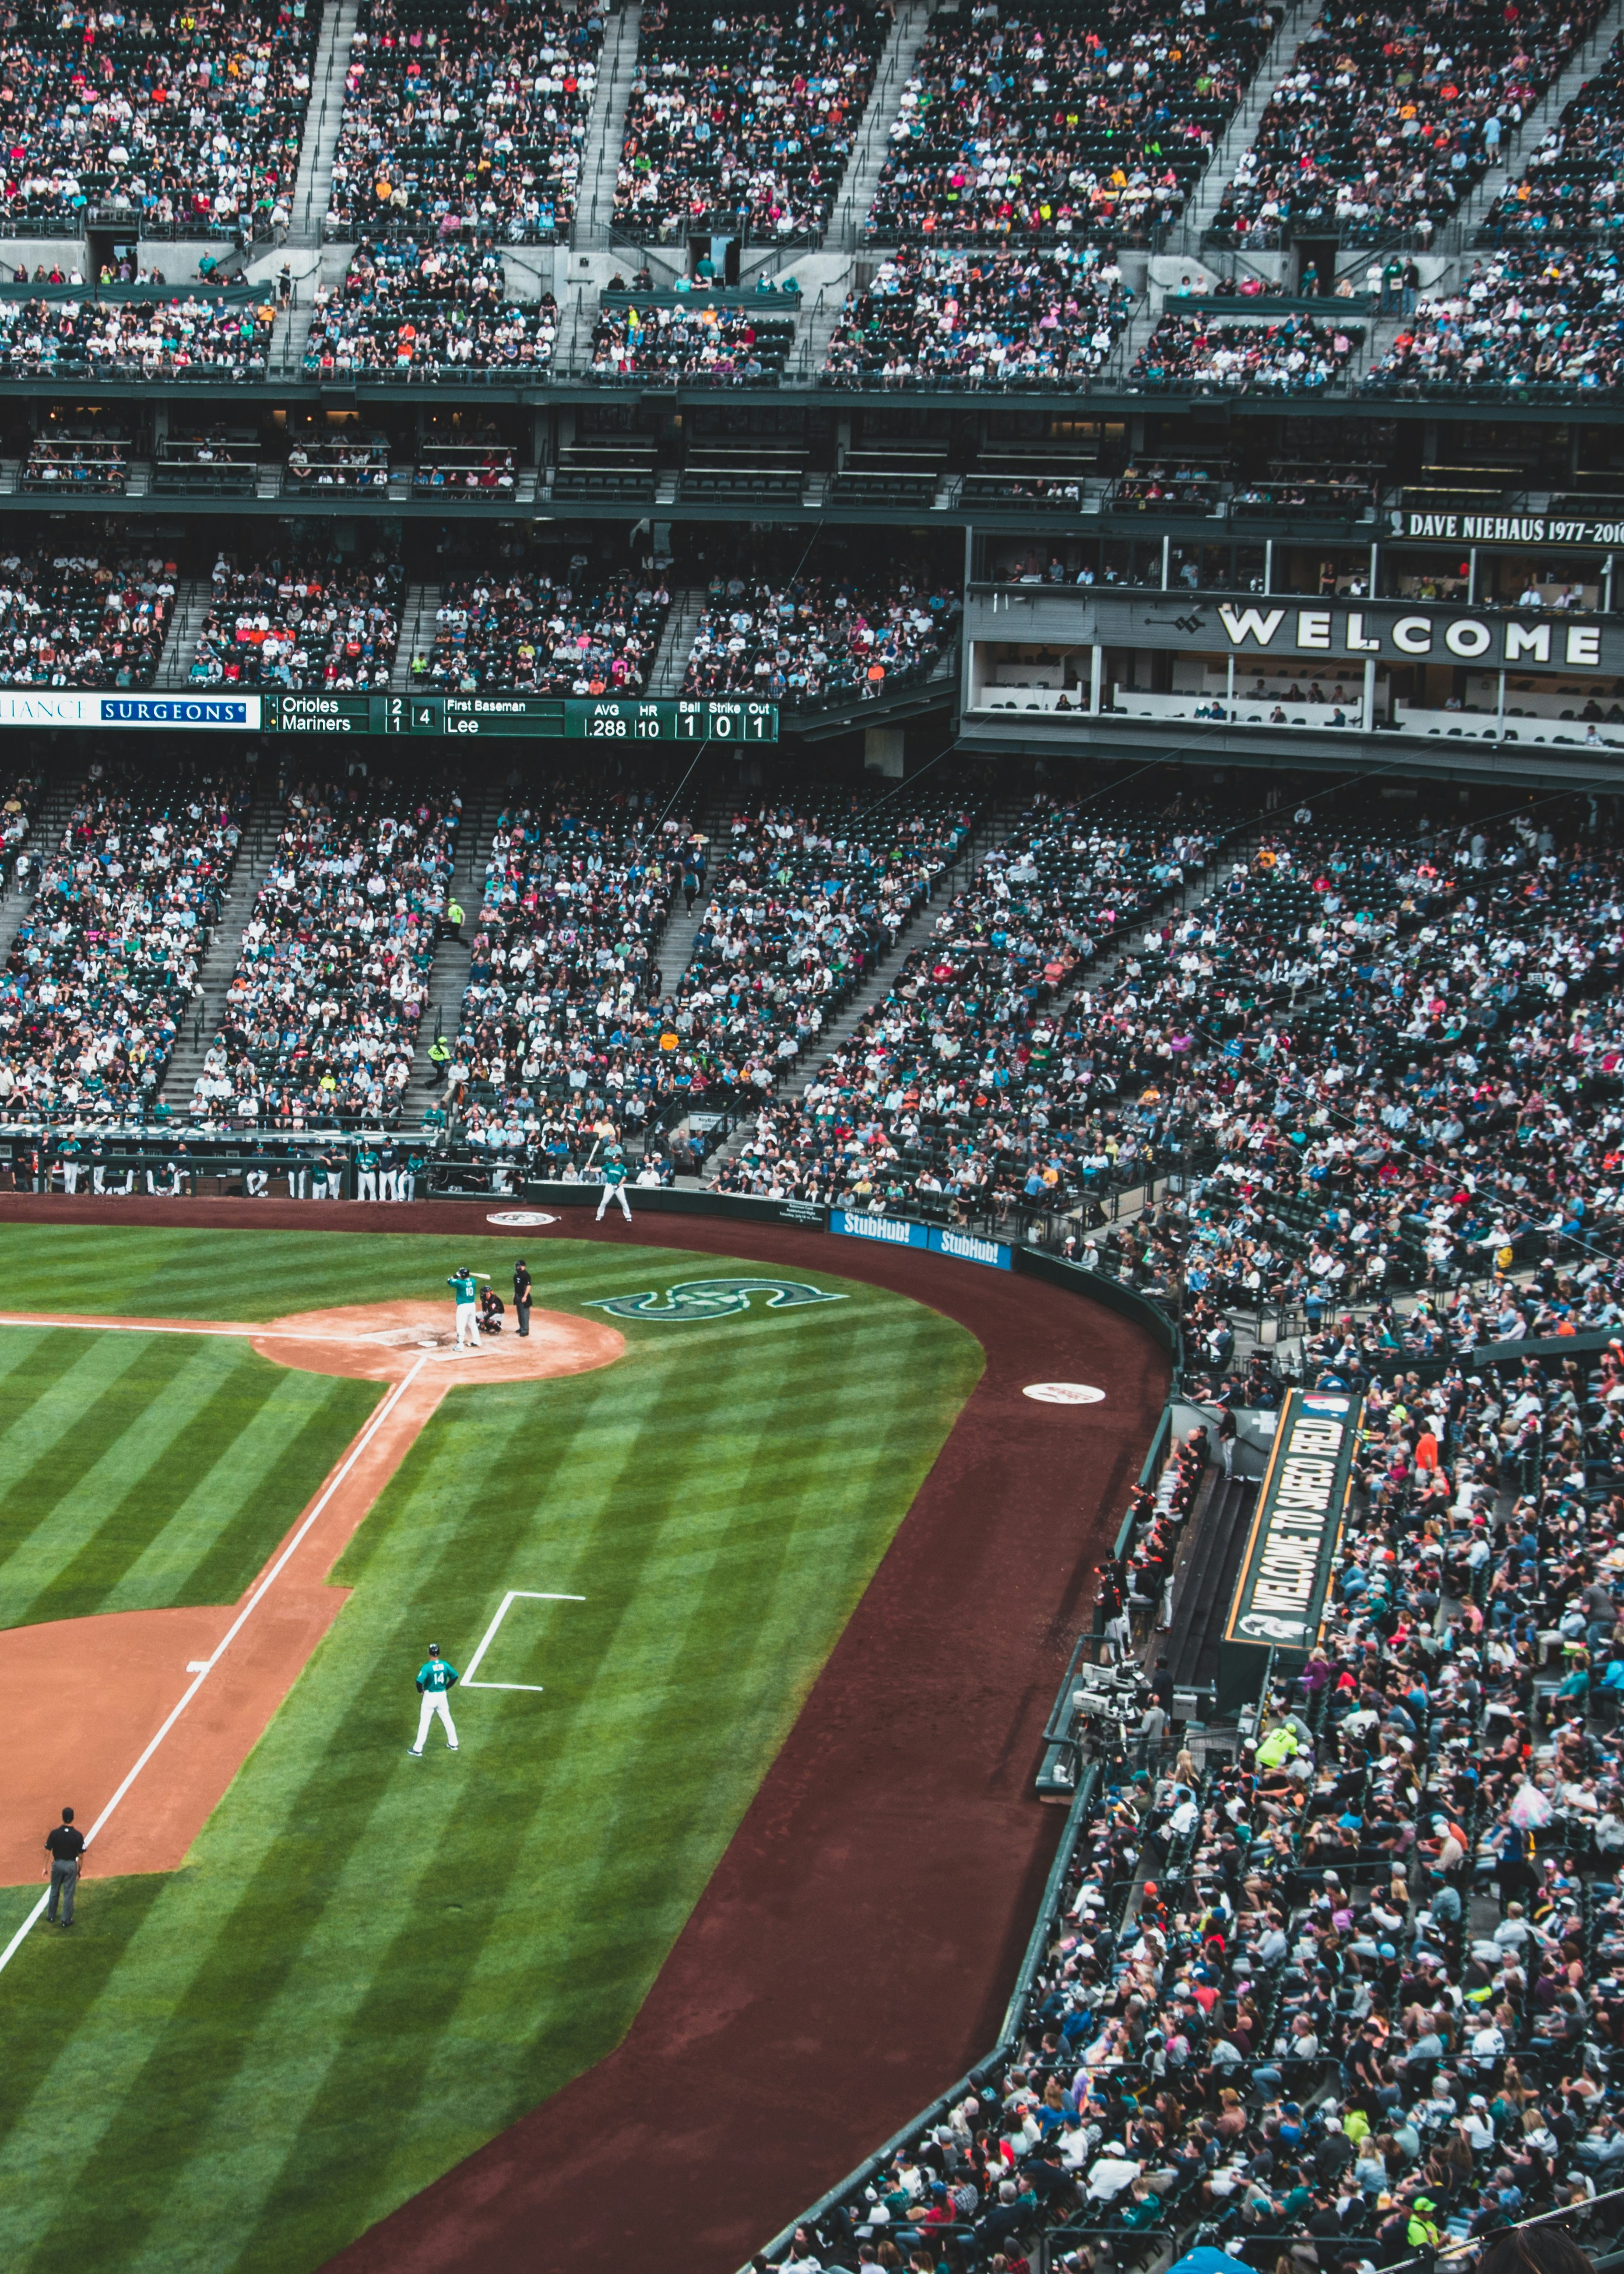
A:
0;1353;431;1979
461;1590;585;1693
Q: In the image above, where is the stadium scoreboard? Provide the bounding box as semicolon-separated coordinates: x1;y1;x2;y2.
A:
0;692;778;741
268;694;779;739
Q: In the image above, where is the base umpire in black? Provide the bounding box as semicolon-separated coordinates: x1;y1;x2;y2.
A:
514;1258;532;1339
45;1807;85;1926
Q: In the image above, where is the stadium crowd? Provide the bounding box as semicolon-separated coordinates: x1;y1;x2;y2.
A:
437;778;979;1170
1131;310;1361;391
713;794;1217;1214
770;1296;1624;2271
0;0;319;234
302;241;559;374
864;0;1278;245
0;548;174;687
1488;32;1624;240
188;552;403;689
1364;250;1624;393
1210;0;1607;246
189;777;459;1127
416;567;667;692
0;768;244;1121
820;245;1131;387
326;0;603;241
0;293;276;378
611;0;884;245
679;566;958;706
587;298;796;383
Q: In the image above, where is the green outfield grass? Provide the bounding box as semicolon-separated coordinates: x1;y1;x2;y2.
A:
0;1226;982;2274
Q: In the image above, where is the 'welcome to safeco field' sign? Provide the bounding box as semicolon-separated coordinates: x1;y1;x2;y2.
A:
1218;1389;1361;1713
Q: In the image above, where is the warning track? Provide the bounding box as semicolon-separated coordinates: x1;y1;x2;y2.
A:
0;1194;1166;2274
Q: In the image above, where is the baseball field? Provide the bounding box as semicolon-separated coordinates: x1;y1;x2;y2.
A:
0;1221;984;2274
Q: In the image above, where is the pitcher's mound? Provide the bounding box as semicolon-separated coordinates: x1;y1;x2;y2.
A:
251;1300;626;1384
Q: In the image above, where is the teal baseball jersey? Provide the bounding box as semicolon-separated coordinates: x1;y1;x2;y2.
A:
448;1271;477;1304
603;1158;628;1187
417;1659;458;1692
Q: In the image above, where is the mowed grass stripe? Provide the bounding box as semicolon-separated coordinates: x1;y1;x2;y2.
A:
0;1333;201;1622
0;1332;381;1629
101;1368;380;1615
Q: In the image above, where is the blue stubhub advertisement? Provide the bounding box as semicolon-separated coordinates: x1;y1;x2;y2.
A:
829;1212;1011;1269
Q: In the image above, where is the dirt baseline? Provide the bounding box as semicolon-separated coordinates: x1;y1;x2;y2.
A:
0;1300;624;1887
0;1195;1165;2272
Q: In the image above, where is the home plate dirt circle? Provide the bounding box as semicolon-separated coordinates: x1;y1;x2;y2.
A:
249;1299;627;1383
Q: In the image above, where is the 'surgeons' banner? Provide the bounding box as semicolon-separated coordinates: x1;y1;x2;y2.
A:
0;692;263;730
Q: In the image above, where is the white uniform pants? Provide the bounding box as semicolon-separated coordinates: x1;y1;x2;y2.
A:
398;1172;415;1203
61;1163;80;1193
412;1692;458;1752
356;1171;378;1201
596;1184;631;1221
379;1170;398;1201
455;1300;481;1347
325;1171;343;1199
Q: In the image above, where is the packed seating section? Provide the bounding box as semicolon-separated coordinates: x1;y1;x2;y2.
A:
1210;0;1607;248
821;245;1131;386
715;794;1217;1213
0;0;319;234
613;0;885;246
866;0;1279;247
0;769;244;1122
439;775;979;1172
0;548;174;687
0;292;276;377
303;240;558;376
1130;310;1361;391
588;297;796;383
326;0;603;242
679;564;959;704
1364;248;1624;394
417;566;669;691
188;550;403;689
189;778;459;1127
1488;30;1624;241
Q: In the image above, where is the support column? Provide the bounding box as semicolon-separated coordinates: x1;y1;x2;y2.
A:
1089;645;1102;715
1362;657;1375;731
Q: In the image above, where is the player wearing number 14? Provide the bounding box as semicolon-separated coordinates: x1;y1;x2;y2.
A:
409;1644;461;1754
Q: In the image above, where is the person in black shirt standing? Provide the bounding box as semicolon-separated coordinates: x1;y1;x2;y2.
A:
44;1808;85;1926
513;1258;532;1339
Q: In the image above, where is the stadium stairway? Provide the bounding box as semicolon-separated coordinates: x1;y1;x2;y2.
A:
392;585;441;691
1166;0;1326;255
156;578;213;689
825;0;936;249
155;791;289;1114
648;587;706;696
292;0;363;246
1436;0;1624;256
572;2;644;248
398;786;508;1126
0;773;82;968
1163;1465;1260;1696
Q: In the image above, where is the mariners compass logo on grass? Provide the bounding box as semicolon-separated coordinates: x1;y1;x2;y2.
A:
586;1277;848;1321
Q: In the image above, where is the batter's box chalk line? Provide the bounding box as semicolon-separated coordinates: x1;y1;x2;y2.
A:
461;1590;586;1693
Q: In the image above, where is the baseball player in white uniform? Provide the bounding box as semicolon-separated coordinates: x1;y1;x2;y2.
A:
410;1643;459;1753
447;1267;488;1349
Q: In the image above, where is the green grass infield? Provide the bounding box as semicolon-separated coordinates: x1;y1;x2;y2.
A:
0;1226;982;2274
